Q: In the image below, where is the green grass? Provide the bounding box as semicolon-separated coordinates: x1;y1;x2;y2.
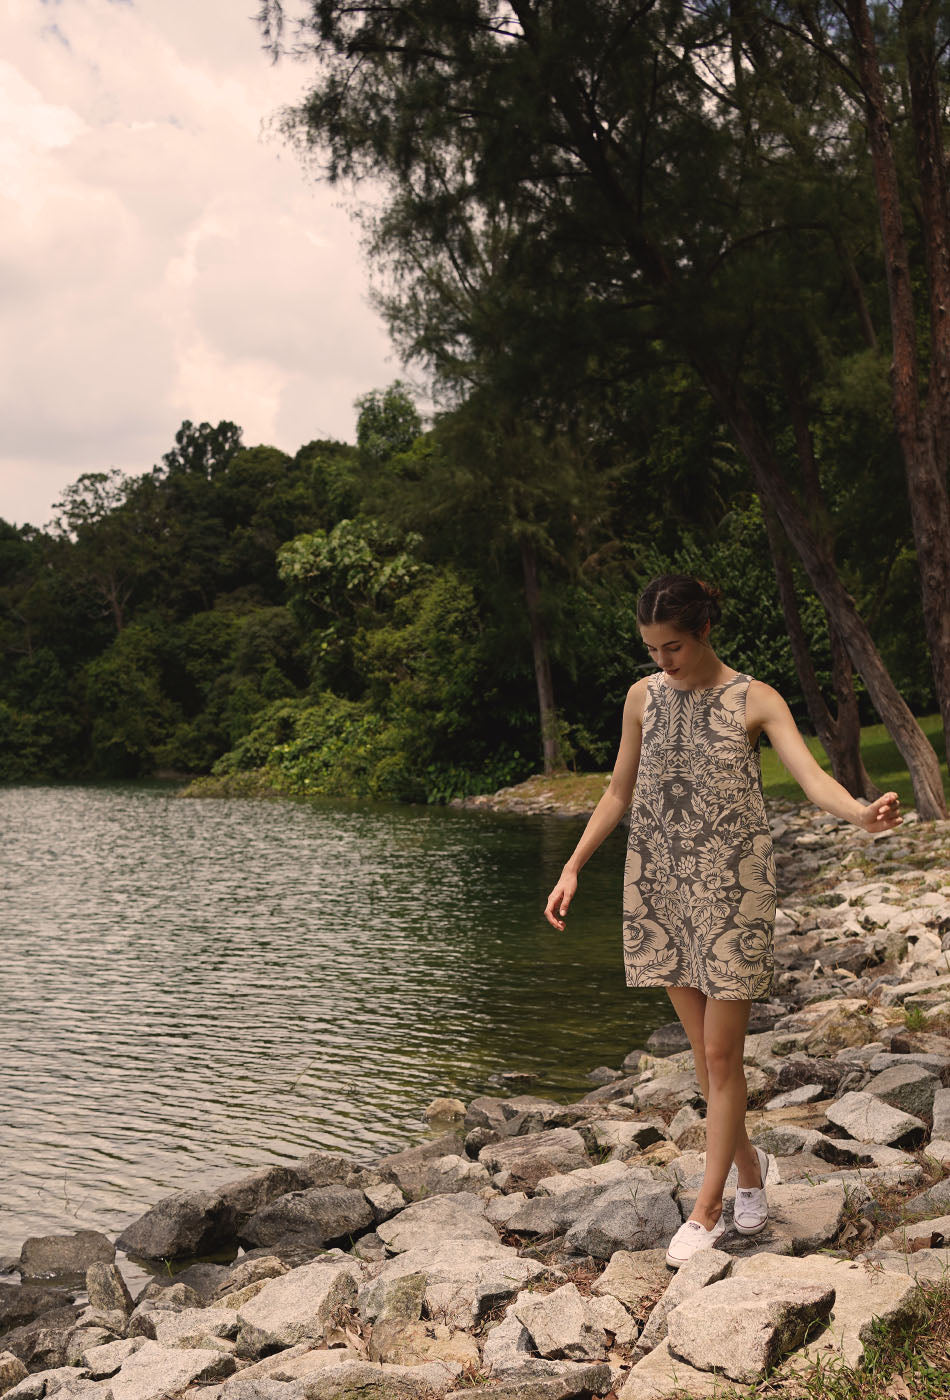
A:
760;711;948;807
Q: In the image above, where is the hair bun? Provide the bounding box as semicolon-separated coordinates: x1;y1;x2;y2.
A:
697;579;723;625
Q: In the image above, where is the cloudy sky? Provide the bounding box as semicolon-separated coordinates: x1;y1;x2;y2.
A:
1;0;399;530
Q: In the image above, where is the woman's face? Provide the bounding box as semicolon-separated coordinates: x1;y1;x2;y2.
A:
639;619;710;688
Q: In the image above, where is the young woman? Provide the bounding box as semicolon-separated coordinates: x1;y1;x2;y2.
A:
543;574;902;1268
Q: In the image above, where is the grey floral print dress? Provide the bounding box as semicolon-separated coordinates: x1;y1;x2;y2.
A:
623;672;776;1001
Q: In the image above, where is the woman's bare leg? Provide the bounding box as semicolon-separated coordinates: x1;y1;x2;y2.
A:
665;989;763;1228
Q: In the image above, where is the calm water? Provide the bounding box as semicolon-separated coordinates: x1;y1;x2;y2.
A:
0;785;670;1260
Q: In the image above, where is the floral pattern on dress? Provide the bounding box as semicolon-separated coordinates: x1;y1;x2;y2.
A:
622;672;775;1001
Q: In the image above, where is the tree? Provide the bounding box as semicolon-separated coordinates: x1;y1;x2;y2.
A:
51;471;152;634
259;0;947;813
162;420;244;479
768;0;950;783
355;382;423;467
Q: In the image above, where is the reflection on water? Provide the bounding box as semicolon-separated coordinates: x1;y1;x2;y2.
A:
0;784;670;1255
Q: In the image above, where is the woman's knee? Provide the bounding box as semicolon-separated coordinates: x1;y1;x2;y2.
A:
703;1038;745;1083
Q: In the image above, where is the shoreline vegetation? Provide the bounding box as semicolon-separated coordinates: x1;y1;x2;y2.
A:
3;809;950;1398
179;710;949;813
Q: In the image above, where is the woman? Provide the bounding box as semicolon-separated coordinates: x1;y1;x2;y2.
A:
543;574;901;1268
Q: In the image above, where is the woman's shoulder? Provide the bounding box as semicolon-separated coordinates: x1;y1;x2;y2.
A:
624;673;656;722
744;677;787;724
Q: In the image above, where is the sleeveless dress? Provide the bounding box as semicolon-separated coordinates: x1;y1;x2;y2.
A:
622;671;776;1001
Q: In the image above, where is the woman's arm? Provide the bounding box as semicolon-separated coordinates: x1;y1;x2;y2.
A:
748;680;902;832
543;679;647;930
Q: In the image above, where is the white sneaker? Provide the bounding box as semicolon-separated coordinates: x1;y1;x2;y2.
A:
733;1145;769;1234
665;1214;725;1268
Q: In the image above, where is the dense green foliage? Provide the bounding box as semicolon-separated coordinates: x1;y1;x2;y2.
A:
0;386;933;800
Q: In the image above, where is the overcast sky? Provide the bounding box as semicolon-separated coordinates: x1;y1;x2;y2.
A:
1;0;400;530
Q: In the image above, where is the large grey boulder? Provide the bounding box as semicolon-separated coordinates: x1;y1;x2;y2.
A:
584;1122;665;1154
874;1214;950;1251
880;972;950;1006
590;1250;671;1314
240;1186;375;1249
901;1173;950;1218
0;1353;27;1392
219;1158;353;1219
442;1359;613;1399
933;1086;950;1137
617;1339;727;1399
637;1248;732;1354
0;1285;67;1334
369;1133;467;1199
867;1052;950;1085
626;1072;704;1115
535;1161;635;1196
562;1179;680;1259
750;1126;871;1165
763;1084;827;1111
510;1282;636;1361
82;1337;145;1377
376;1193;498;1254
368;1320;480;1370
729;1250;925;1370
116;1188;235;1262
867;1246;950;1281
148;1260;230;1301
674;1179;866;1255
107;1339;235;1399
86;1264;133;1319
236;1256;365;1352
478;1130;590;1191
863;1063;940;1118
117;1157;356;1264
359;1238;553;1329
2;1363;92;1399
0;1306;81;1371
772;1054;842;1095
666;1276;835;1382
824;1091;927;1148
134;1304;239;1349
18;1232;114;1283
483;1310;534;1374
465;1097;517;1133
415;1155;492;1195
297;1359;460;1398
504;1168;659;1238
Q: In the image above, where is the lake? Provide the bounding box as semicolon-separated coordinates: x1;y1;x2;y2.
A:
0;784;671;1262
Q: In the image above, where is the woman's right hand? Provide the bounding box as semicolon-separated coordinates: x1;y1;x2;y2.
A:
544;869;578;931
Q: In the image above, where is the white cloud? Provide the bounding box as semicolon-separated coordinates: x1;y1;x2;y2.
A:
0;0;397;529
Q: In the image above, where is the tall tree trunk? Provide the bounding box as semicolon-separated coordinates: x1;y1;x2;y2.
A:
844;0;950;771
520;536;562;774
701;361;947;817
828;623;880;800
778;364;879;798
762;506;878;797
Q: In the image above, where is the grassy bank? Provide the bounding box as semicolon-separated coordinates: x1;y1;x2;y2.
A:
759;711;948;806
467;712;948;815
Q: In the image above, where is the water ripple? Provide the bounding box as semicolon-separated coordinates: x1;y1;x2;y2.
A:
0;784;668;1256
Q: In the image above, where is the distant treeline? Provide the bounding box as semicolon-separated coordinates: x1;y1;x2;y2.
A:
0;387;933;803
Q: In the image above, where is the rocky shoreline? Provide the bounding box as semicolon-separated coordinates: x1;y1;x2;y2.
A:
3;804;950;1400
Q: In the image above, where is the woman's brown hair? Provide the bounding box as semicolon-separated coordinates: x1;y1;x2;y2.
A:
636;574;722;636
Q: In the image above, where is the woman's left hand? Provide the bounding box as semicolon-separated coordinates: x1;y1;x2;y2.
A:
856;791;902;833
